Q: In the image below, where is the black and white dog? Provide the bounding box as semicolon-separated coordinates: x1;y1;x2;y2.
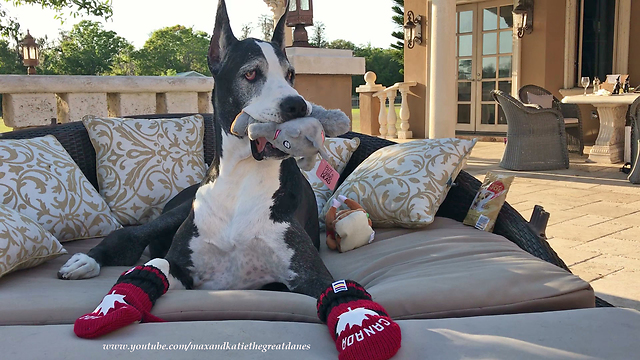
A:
65;1;401;358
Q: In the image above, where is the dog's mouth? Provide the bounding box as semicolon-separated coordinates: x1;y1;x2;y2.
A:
250;137;288;161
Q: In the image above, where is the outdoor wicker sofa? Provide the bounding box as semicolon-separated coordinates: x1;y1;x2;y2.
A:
2;114;634;360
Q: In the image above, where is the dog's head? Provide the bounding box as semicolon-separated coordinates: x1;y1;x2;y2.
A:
208;0;310;161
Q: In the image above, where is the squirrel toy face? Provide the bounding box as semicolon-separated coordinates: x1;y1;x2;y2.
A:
325;195;375;253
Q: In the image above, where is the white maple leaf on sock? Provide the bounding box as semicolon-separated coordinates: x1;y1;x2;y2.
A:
93;291;128;316
336;307;379;336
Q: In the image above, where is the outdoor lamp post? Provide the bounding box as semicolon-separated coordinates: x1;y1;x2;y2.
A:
513;0;534;38
286;0;313;47
20;30;39;75
404;10;423;49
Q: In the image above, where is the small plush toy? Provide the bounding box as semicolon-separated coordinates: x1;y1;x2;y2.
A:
232;112;330;171
233;103;351;139
326;195;375;253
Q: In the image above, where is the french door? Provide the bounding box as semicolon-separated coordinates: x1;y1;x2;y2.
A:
456;1;514;133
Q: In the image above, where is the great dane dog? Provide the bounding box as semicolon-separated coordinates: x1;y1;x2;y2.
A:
63;1;401;358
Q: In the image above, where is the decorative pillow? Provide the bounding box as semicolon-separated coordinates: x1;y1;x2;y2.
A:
322;138;477;228
0;204;67;278
301;137;360;224
0;135;121;241
527;93;554;109
83;115;207;225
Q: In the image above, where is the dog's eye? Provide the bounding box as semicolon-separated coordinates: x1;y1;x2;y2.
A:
245;70;257;81
286;70;294;82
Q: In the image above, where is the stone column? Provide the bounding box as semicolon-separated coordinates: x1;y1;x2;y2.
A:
57;93;108;123
265;0;293;47
403;0;428;138
2;93;56;127
355;72;384;135
428;0;457;139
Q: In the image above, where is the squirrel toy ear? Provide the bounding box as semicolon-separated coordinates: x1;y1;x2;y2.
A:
338;195;364;210
285;128;302;138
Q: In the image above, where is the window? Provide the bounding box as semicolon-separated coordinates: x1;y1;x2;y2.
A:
577;0;616;82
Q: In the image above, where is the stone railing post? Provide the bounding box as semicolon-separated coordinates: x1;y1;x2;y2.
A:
376;92;388;137
385;88;398;138
355;71;384;136
396;81;418;139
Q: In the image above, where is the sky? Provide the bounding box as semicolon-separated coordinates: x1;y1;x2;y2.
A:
5;0;399;49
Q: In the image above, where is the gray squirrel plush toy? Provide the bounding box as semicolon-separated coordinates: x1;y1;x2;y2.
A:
231;103;350;171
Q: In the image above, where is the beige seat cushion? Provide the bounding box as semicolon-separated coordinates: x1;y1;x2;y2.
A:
321;217;594;319
0;218;593;325
0;308;638;359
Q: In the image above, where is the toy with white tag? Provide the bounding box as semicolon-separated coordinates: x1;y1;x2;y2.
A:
463;172;514;232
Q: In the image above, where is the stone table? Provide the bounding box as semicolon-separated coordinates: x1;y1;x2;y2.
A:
562;93;640;163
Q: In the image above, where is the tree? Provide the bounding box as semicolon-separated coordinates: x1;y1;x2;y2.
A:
390;0;404;51
351;45;403;94
0;38;22;74
327;39;356;50
38;20;132;75
1;0;113;37
309;21;328;48
130;25;211;76
258;14;273;41
240;23;252;40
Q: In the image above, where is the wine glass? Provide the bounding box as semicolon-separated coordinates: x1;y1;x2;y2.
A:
581;77;590;96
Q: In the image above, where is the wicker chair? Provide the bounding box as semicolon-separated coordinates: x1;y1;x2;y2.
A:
492;90;570;171
628;96;640;184
519;84;584;155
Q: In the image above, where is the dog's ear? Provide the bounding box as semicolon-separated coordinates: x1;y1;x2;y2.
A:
271;0;290;51
208;0;238;75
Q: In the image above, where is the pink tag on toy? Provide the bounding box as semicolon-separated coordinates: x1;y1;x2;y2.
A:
316;159;339;191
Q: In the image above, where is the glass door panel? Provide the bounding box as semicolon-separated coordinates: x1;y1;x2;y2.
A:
457;1;513;133
455;5;476;131
476;2;512;132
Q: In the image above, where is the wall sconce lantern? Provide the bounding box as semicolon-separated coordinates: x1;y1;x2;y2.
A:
513;0;534;38
20;30;39;75
286;0;313;47
404;11;422;49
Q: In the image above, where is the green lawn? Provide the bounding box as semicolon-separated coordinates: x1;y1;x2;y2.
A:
351;105;402;133
0;117;12;133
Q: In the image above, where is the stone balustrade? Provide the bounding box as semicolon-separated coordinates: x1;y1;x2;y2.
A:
0;48;364;130
0;75;215;128
356;72;418;139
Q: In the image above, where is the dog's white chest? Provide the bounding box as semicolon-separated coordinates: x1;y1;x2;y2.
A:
190;156;295;290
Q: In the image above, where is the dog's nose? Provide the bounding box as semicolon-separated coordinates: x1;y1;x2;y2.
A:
280;96;308;121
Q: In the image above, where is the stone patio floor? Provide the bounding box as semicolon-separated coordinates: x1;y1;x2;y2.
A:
465;141;640;310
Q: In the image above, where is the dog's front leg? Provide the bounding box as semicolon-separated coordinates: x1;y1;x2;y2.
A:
58;195;193;280
285;225;402;360
73;257;182;338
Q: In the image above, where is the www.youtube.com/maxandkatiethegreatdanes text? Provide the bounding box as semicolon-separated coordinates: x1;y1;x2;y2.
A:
103;341;311;353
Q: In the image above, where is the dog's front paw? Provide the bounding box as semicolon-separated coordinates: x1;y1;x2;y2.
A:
58;253;101;280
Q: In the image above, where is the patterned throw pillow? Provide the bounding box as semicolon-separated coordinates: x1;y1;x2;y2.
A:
0;135;122;241
301;137;360;224
322;138;477;228
83;115;207;226
0;204;67;278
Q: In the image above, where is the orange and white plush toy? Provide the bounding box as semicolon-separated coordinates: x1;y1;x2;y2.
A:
325;195;375;252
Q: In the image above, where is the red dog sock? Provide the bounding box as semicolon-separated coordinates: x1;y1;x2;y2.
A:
74;265;169;339
317;280;401;360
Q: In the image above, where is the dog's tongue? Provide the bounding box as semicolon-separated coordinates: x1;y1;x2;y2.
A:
256;137;267;153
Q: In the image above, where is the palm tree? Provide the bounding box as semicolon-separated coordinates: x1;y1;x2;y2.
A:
390;0;404;51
